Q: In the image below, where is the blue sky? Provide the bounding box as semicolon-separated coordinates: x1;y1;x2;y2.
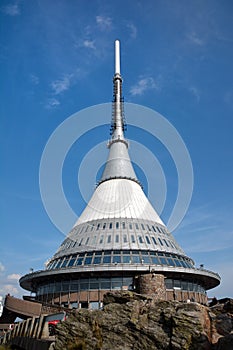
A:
0;0;232;299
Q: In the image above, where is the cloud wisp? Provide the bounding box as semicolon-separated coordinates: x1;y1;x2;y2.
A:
189;86;201;102
186;31;205;46
51;74;74;95
1;3;20;16
96;15;112;31
130;77;158;96
177;205;233;253
0;262;5;272
127;23;137;39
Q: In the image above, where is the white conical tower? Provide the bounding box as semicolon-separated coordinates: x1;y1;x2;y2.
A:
56;39;182;255
20;40;220;308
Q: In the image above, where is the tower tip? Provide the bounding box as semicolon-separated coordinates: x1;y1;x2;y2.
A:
115;40;120;74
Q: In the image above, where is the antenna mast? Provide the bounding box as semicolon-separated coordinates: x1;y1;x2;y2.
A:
110;40;126;137
115;40;120;74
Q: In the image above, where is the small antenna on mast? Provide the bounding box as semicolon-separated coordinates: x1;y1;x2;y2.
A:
115;40;120;74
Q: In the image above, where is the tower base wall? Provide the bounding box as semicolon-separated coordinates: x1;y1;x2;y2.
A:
135;273;166;300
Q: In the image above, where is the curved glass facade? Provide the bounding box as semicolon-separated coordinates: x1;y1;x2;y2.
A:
37;276;206;298
46;250;194;270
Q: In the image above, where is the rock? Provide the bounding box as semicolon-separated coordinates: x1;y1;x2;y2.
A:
215;333;233;350
54;292;233;350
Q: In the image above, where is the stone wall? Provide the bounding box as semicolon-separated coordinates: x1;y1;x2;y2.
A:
136;273;166;300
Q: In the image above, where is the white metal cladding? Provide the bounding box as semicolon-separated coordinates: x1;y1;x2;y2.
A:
99;141;138;183
54;218;185;258
74;179;165;225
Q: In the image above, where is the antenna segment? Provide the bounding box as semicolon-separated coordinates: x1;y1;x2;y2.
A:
115;40;120;74
110;40;127;138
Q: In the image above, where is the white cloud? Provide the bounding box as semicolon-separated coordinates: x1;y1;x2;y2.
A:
7;273;21;281
30;74;39;85
186;31;205;46
0;284;19;296
46;98;60;109
0;262;5;272
127;23;137;39
189;86;200;102
1;3;20;16
130;77;158;96
51;74;73;95
83;40;96;50
96;15;112;31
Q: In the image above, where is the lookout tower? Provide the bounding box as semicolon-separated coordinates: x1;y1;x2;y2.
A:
20;40;220;309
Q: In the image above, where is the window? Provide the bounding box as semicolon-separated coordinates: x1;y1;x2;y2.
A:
129;223;132;230
97;223;100;230
91;224;95;231
167;258;175;266
85;237;90;245
174;280;181;288
101;281;111;289
151;237;157;245
103;255;111;263
138;236;143;244
156;226;161;233
160;257;167;265
85;226;89;232
151;256;160;264
152;225;156;232
76;257;84;266
131;235;136;243
180;260;187;268
103;223;106;229
123;234;127;243
99;235;104;244
79;238;83;246
164;239;169;247
113;256;121;263
68;257;76;267
158;238;164;246
169;241;175;248
92;236;97;244
135;223;139;230
145;236;151;244
109;222;113;229
90;302;99;309
141;224;145;230
84;257;92;264
107;235;112;243
132;255;140;263
115;234;119;243
61;258;69;268
116;222;119;229
93;256;101;264
174;259;182;267
146;225;151;231
141;255;151;264
80;283;89;291
123;255;131;263
122;222;126;229
165;279;173;289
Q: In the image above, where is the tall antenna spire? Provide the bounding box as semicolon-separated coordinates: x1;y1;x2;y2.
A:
115;39;120;74
110;39;126;139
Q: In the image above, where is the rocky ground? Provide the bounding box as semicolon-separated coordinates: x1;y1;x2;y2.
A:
54;291;233;350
